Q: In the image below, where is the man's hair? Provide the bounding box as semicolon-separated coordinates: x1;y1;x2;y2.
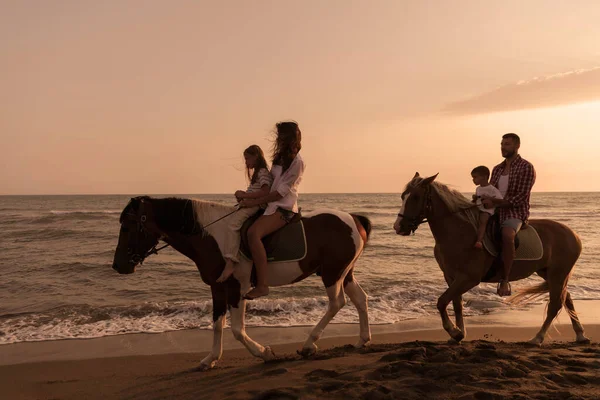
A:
502;133;520;145
471;165;490;180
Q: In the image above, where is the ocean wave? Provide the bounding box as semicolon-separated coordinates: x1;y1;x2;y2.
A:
0;283;525;344
1;210;121;225
9;228;107;242
0;280;596;344
50;210;121;215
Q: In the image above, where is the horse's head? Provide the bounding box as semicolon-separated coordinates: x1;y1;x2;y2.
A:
393;172;439;235
112;196;160;274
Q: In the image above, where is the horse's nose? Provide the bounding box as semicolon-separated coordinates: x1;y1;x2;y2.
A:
112;262;119;272
393;220;401;234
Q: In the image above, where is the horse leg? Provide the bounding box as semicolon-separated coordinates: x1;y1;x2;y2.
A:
199;286;227;370
199;315;225;370
443;274;466;341
529;292;563;345
564;291;590;343
536;269;589;344
452;295;466;341
229;299;275;361
300;280;346;356
529;267;572;345
343;269;371;348
437;276;479;342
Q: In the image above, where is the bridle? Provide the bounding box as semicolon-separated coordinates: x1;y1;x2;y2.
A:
397;185;433;234
123;203;165;266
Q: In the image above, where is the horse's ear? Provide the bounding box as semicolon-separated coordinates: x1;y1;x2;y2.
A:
413;172;420;179
422;173;439;185
129;197;142;209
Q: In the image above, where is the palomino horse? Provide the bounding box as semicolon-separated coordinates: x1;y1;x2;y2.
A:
112;196;372;369
393;173;590;345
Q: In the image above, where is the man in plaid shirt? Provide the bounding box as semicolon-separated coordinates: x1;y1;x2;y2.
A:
481;133;536;296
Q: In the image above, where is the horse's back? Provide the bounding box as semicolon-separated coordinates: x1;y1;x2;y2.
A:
528;218;582;257
301;209;367;260
302;209;358;232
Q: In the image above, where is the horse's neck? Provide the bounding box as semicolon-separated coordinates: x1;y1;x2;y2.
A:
163;232;199;261
162;232;223;283
428;194;475;245
161;200;234;281
150;199;232;267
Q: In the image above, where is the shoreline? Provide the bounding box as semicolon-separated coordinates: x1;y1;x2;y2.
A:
2;300;598;366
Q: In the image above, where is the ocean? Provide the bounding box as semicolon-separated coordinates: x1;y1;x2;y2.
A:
1;192;599;344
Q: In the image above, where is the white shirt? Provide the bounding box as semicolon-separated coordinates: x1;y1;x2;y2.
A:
476;184;503;215
264;153;305;215
497;174;509;198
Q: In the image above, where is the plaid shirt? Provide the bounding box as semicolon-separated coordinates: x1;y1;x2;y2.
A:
490;155;536;223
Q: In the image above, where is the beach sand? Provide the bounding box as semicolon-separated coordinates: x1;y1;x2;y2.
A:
2;301;599;399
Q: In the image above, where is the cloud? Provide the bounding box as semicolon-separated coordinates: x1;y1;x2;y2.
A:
444;67;600;114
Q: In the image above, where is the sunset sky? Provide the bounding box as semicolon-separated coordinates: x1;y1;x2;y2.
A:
2;1;600;195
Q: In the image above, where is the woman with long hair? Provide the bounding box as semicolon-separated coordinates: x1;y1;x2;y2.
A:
239;121;305;299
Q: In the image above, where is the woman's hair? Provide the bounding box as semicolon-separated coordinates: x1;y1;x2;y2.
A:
272;121;301;172
244;145;269;184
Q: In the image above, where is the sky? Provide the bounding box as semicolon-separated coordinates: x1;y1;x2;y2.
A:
2;0;600;195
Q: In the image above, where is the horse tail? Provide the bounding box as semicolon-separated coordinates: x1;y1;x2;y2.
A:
509;281;549;305
351;214;372;243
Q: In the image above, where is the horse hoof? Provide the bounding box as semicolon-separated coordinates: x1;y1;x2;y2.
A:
527;337;543;346
197;362;213;371
297;344;318;358
262;346;276;362
450;330;464;343
576;336;591;344
355;339;371;349
198;355;216;371
447;338;462;345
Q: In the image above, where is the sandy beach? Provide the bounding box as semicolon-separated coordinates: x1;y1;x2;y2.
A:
2;301;599;400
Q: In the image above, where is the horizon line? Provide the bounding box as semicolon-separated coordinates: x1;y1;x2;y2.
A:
1;190;600;196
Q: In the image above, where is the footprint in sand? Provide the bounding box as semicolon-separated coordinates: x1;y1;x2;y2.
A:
304;368;340;381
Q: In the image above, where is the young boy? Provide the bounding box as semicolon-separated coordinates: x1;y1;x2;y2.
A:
471;166;503;249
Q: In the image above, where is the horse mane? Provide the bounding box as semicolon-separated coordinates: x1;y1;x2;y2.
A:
431;181;479;231
405;177;479;231
190;199;237;229
119;196;203;235
153;198;203;235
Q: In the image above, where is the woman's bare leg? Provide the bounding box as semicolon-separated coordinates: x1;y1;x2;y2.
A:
245;212;286;299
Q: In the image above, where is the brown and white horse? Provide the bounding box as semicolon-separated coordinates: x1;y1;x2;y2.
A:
393;173;590;345
112;196;372;370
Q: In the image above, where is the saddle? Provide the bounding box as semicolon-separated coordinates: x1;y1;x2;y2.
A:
239;209;307;263
481;215;543;282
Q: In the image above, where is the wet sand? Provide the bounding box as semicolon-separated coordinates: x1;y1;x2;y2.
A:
2;301;599;400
